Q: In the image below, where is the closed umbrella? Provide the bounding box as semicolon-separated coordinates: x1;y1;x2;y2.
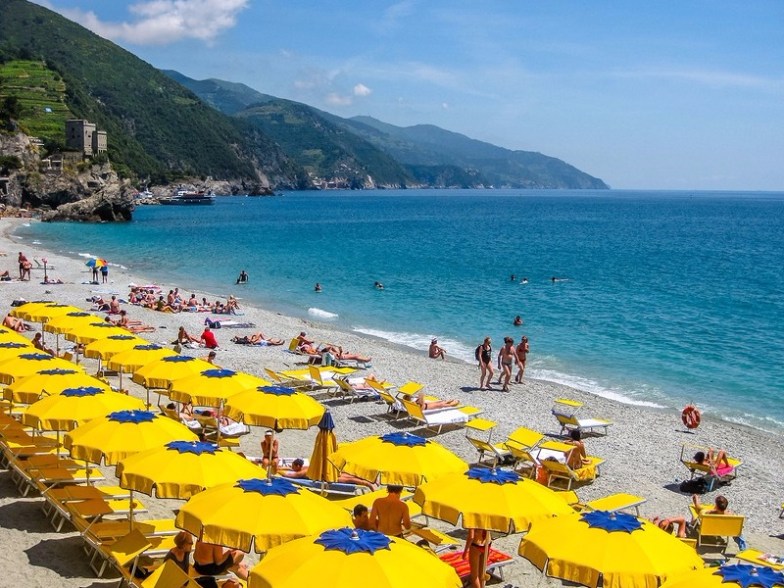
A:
176;477;353;553
307;410;339;483
0;352;82;385
329;432;467;487
248;527;461;588
519;510;704;588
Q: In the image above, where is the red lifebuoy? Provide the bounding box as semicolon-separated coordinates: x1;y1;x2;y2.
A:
681;405;701;429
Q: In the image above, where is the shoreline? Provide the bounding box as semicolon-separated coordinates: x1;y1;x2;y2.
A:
2;217;783;587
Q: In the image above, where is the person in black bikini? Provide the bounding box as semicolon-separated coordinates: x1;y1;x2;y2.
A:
193;539;248;581
477;337;494;390
462;528;492;588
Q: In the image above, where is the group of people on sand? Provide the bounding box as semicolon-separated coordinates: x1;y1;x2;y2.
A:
295;331;372;364
129;287;240;315
476;335;529;391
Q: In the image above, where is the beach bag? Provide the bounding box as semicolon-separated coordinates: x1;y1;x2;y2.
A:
679;477;708;494
475;345;482;361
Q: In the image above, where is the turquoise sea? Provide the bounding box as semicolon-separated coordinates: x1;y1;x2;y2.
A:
14;189;784;432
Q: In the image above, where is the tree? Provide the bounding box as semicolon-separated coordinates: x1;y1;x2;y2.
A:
1;95;22;120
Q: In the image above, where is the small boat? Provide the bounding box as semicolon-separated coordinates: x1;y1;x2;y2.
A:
159;190;215;205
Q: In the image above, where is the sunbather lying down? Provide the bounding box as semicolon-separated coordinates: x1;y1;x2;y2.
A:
231;332;284;346
320;344;371;363
282;458;377;490
650;515;688;538
401;392;459;410
3;314;32;332
694;448;734;477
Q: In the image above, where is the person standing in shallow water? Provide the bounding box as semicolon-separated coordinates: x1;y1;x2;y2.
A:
515;336;529;383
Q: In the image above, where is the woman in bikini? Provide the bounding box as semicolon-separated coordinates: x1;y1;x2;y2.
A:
462;528;492;588
478;337;493;390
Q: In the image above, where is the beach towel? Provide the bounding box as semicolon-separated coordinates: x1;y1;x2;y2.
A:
204;318;256;329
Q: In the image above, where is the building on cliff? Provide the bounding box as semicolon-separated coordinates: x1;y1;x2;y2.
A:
65;119;107;156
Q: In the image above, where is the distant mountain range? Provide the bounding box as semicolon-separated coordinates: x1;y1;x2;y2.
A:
0;0;607;190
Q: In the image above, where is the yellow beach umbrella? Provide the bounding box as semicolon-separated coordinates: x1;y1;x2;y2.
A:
0;327;32;344
63;322;129;345
21;303;82;324
0;340;33;362
107;344;177;389
9;301;54;319
43;312;99;335
169;369;269;408
519;511;704;588
660;563;784;588
0;352;82;384
22;387;145;432
248;527;462;588
4;368;110;404
131;355;213;390
84;334;147;361
65;410;198;465
414;467;573;533
117;440;264;500
224;385;324;429
307;410;339;483
329;432;468;487
177;477;353;553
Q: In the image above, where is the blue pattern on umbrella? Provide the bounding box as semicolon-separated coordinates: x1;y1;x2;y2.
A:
0;342;29;349
236;477;300;496
380;432;427;447
715;564;784;588
108;410;157;424
202;368;237;378
106;334;138;341
315;528;392;555
18;353;55;361
165;440;218;455
317;410;335;431
467;466;520;484
132;344;164;351
86;322;118;328
162;355;198;363
580;510;642;533
37;368;79;376
258;385;296;396
60;386;105;397
64;312;92;317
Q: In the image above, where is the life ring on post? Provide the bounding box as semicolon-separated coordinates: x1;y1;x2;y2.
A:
681;404;701;429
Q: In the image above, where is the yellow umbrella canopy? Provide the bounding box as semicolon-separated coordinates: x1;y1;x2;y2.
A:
224;385;324;429
63;322;129;345
248;527;462;588
21;303;83;323
3;368;110;404
0;340;34;362
329;432;468;487
8;301;55;319
519;511;704;588
116;440;264;499
176;477;353;553
43;312;100;335
131;355;213;390
65;410;199;465
660;564;784;588
107;344;177;373
0;352;83;385
21;387;145;432
413;467;574;533
84;333;147;361
0;327;33;344
307;410;339;483
169;369;269;408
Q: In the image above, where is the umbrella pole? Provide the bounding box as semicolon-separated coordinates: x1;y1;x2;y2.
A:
215;400;223;445
129;489;134;531
266;429;276;481
55;333;60;356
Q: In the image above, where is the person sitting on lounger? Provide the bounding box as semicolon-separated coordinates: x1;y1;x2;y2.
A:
3;314;31;332
295;331;315;352
193;539;248;581
649;515;688;538
353;504;372;530
370;485;411;537
282;458;376;490
691;493;748;550
693;448;734;477
564;429;591;469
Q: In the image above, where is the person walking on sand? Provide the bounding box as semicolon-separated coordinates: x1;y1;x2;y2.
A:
515;336;529;383
18;252;31;281
477;337;494;390
370;485;410;537
497;337;518;392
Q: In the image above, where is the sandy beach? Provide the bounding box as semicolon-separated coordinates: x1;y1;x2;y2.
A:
1;217;783;588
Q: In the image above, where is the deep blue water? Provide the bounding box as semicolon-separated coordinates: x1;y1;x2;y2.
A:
15;189;784;431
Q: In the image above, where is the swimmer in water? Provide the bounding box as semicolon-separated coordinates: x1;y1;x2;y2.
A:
314;283;322;292
374;281;384;290
513;315;523;326
520;277;528;284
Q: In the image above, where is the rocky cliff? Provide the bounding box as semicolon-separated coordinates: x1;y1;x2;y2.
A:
0;133;134;222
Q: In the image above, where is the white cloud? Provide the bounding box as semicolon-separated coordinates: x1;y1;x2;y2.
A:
56;0;249;46
611;67;783;90
325;93;353;107
441;102;449;109
353;83;372;97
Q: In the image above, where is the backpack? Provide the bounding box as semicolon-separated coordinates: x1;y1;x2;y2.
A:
475;345;482;361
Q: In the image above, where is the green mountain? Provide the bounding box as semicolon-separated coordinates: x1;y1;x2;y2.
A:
165;72;607;189
0;0;306;187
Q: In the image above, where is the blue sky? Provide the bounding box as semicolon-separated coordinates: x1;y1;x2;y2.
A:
32;0;784;190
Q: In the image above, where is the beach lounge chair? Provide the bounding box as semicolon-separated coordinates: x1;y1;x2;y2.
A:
264;368;312;390
333;376;380;403
87;527;175;579
680;443;742;482
565;492;648;516
399;397;470;435
464;419;512;467
141;559;202;588
284;476;370;497
735;549;784;571
551;398;613;436
693;513;745;555
439;547;514;582
536;440;604;490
